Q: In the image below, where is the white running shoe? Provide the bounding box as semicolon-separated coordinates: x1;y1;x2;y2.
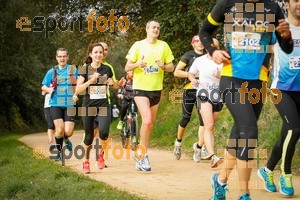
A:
211;155;223;168
135;154;151;171
193;142;201;162
201;147;210;160
173;140;181;160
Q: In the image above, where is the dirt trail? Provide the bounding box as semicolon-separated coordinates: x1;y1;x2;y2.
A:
20;131;300;200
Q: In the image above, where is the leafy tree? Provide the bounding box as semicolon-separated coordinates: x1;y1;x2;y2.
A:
0;0;58;132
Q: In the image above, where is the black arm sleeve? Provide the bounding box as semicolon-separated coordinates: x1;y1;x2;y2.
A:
274;4;293;54
199;20;218;56
199;0;225;56
275;31;293;54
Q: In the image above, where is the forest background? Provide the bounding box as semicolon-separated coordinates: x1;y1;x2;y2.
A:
0;0;221;132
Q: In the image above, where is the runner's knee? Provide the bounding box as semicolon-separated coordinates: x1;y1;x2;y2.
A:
180;116;191;128
227;126;258;161
55;127;64;137
99;127;109;141
84;135;94;146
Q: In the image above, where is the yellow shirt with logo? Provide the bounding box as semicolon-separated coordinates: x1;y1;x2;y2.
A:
126;39;174;91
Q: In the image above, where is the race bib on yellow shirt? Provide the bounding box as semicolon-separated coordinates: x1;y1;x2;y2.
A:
89;85;107;99
144;65;159;74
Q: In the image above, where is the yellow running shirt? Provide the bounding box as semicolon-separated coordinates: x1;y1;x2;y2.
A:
126;39;174;91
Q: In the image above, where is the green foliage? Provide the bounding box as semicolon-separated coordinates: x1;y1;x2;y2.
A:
0;0;57;132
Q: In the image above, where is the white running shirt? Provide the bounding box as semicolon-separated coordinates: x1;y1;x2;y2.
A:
189;54;223;101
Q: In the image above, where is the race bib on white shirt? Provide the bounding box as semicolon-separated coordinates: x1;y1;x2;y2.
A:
289;56;300;70
89;85;107;99
206;82;221;101
232;32;261;50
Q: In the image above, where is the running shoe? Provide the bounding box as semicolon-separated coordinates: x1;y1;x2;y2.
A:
135;154;151;171
211;155;223;168
193;142;201;162
96;152;105;169
173;140;181;160
54;152;61;161
201;147;210;160
211;173;227;200
238;193;251;200
49;140;56;152
117;121;124;130
64;138;73;151
82;160;91;174
257;167;276;192
279;174;294;196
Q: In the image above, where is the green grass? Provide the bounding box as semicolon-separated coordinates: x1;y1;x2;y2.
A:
0;134;142;200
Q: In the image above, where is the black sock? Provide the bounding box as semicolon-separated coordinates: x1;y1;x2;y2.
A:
55;137;63;152
63;135;68;141
176;138;182;142
196;143;202;149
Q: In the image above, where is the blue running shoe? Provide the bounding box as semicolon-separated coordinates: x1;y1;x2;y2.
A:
211;173;227;200
257;167;276;192
279;174;294;196
135;154;151;171
54;152;61;161
64;138;73;151
238;193;251;200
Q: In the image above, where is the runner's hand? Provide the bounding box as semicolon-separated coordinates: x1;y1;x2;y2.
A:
107;78;114;86
48;87;54;94
137;55;147;68
91;72;100;83
155;59;164;70
276;19;291;38
117;94;124;99
72;95;78;103
117;77;126;87
212;50;230;65
190;78;199;87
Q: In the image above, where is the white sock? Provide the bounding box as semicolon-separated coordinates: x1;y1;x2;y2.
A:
264;166;273;173
218;177;227;186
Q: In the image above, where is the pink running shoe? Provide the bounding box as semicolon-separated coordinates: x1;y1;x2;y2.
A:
82;160;91;174
96;152;105;169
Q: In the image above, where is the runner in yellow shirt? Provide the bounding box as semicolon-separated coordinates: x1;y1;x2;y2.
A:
125;20;174;171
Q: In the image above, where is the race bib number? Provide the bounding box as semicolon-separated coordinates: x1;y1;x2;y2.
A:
89;86;107;99
289;56;300;70
206;83;220;91
232;32;261;50
205;83;221;102
144;65;159;74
